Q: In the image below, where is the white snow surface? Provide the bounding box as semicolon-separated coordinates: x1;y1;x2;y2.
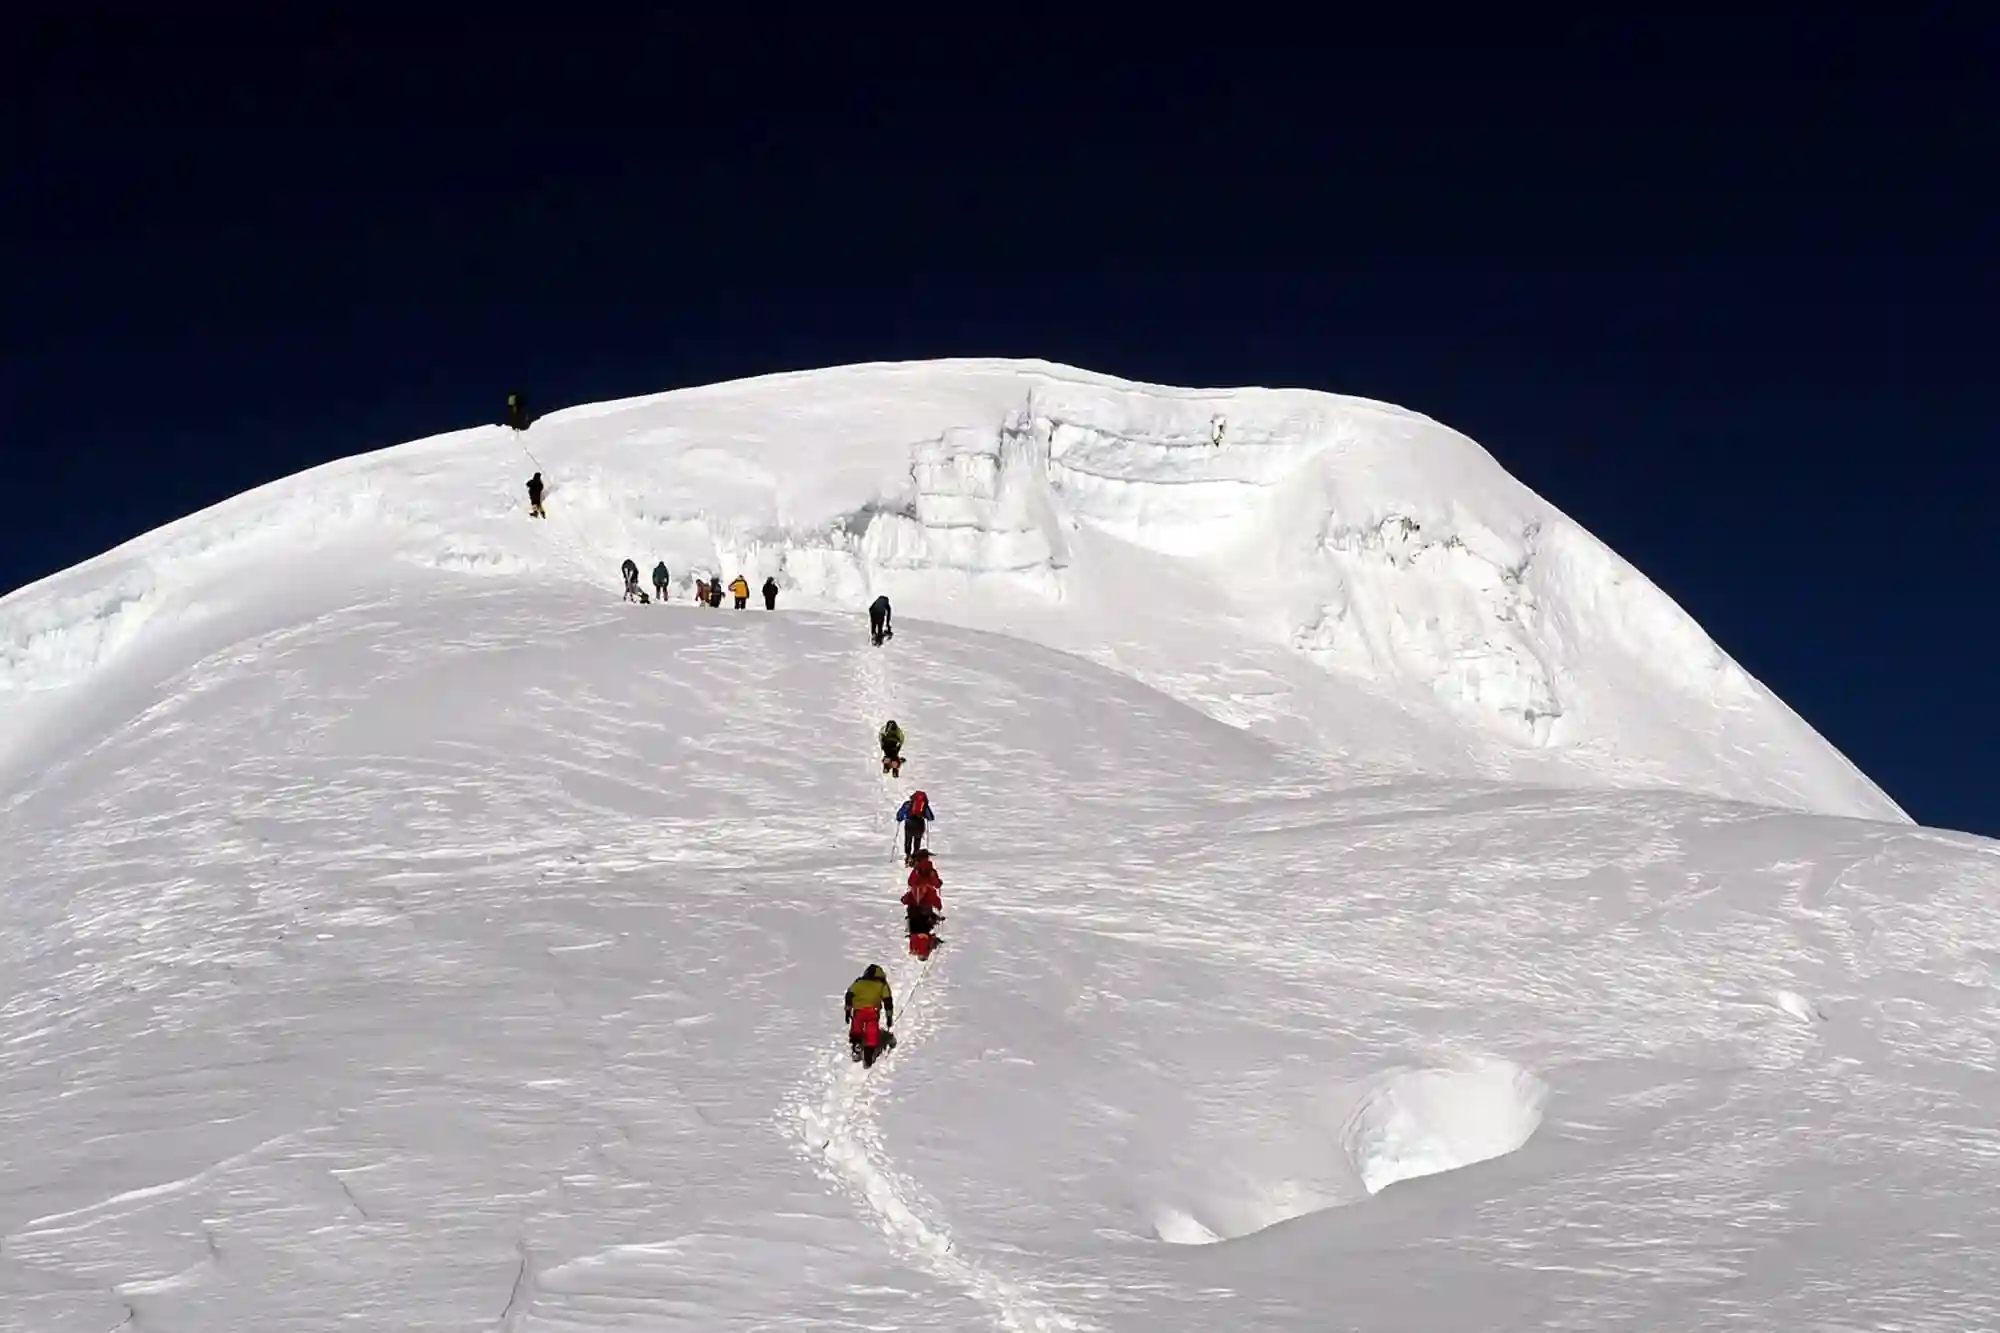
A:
1;358;1897;819
5;359;1996;1332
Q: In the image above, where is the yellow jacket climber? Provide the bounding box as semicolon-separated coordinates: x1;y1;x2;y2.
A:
845;964;895;1065
844;965;893;1023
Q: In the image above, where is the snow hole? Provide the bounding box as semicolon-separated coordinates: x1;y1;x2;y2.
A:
1341;1057;1548;1196
1152;1057;1547;1245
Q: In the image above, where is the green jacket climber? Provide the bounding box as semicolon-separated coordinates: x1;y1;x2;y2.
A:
879;721;904;759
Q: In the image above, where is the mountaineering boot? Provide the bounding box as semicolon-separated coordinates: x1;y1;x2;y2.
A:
865;1033;897;1068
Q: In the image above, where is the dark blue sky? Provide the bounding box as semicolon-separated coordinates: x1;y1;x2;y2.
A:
5;14;1994;834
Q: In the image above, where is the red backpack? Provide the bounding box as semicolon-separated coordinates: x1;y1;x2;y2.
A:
910;791;927;817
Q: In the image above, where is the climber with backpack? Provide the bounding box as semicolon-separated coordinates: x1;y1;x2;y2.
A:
879;720;905;776
896;789;935;864
869;594;893;646
844;964;896;1067
652;561;670;602
762;576;779;610
525;472;546;519
903;850;943;960
620;559;642;602
729;575;750;609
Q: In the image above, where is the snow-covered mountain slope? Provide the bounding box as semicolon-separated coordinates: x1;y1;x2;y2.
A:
2;591;1996;1333
7;360;1989;1332
0;358;1898;820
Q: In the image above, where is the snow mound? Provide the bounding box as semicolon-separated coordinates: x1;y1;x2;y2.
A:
0;359;1899;823
1143;1058;1548;1245
0;574;1996;1331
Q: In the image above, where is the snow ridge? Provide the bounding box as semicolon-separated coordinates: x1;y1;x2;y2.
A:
0;358;1898;824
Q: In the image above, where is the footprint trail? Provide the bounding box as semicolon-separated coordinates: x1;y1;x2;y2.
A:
784;632;1093;1333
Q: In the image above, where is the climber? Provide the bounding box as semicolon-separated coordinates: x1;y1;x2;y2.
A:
879;720;905;776
762;576;778;610
844;964;896;1067
903;850;943;960
905;899;942;961
694;578;709;605
526;472;546;519
652;561;670;602
905;848;942;907
869;594;893;646
729;575;750;609
505;391;534;433
707;578;723;609
620;559;641;602
896;789;935;863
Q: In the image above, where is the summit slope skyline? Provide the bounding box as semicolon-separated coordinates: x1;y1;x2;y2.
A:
6;16;1991;839
4;358;1998;1331
0;358;1902;823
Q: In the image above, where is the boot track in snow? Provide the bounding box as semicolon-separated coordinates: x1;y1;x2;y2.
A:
783;639;1093;1333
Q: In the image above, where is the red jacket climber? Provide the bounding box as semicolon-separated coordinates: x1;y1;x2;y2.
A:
902;851;943;960
903;850;942;911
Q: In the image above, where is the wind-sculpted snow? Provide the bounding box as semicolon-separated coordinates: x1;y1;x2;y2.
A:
1150;1057;1550;1246
0;593;1994;1333
0;358;1898;820
2;358;1976;1330
1341;1058;1549;1197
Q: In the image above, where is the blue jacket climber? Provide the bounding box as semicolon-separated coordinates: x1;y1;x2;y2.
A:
896;790;935;861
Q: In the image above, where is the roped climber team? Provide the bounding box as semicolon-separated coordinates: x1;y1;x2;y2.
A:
601;559;775;610
506;394;943;1073
502;393;825;621
849;770;946;1065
